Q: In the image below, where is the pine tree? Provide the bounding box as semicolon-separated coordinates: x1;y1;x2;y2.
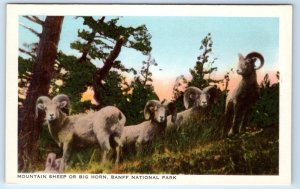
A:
70;16;152;107
189;33;221;88
126;54;159;124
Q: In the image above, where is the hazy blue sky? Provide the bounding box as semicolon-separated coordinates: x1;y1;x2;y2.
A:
19;16;279;99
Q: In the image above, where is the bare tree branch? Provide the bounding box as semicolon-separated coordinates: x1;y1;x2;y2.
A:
31;16;44;25
98;36;125;78
19;23;41;37
19;48;36;58
23;16;44;25
95;35;132;48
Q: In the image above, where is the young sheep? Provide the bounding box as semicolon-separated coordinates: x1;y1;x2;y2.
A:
167;86;218;128
121;100;177;148
36;94;126;172
44;153;61;173
223;52;264;136
34;152;61;173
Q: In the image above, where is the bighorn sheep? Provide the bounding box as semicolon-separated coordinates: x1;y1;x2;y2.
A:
121;100;177;148
223;52;264;136
35;152;61;173
36;94;126;172
44;153;61;173
167;86;218;128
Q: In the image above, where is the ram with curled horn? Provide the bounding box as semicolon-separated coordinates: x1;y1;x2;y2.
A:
222;51;264;137
35;94;126;172
120;99;177;152
167;85;219;129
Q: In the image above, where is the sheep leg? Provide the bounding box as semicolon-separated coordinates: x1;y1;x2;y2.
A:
136;135;148;157
238;109;249;133
94;130;112;163
114;136;123;147
102;150;108;163
228;104;243;136
115;145;120;165
100;136;111;163
59;142;72;173
222;102;233;138
113;136;122;165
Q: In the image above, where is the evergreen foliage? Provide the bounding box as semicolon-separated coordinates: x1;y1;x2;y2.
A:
188;33;220;88
250;73;280;127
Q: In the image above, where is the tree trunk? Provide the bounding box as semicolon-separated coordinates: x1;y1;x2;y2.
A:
18;16;64;171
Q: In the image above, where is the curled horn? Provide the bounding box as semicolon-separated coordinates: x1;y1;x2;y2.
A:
35;96;51;119
245;52;264;70
183;87;202;109
52;94;70;115
162;100;177;123
202;85;219;104
144;100;160;120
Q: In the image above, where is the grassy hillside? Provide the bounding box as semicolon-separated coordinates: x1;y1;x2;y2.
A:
65;115;279;175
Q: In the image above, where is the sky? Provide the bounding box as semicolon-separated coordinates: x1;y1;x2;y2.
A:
19;16;279;100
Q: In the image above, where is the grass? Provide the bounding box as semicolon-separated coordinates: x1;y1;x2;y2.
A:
25;112;278;174
63;115;279;175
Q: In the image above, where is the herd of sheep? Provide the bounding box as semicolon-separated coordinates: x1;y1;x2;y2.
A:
35;51;265;173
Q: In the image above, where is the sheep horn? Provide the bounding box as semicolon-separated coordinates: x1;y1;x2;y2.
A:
202;85;219;104
202;85;216;93
35;96;51;119
183;87;202;109
144;100;160;120
245;52;264;70
162;100;177;123
52;94;70;114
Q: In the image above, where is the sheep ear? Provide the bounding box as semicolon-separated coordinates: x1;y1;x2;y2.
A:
144;111;151;120
238;53;244;60
144;100;159;120
59;101;68;109
36;96;51;118
144;106;154;120
144;106;155;120
36;103;45;110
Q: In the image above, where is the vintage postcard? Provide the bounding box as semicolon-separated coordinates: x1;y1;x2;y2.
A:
6;4;292;185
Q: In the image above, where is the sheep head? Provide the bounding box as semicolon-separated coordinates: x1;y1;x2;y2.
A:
44;152;61;172
144;100;177;123
237;52;264;76
36;94;70;122
184;86;218;109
